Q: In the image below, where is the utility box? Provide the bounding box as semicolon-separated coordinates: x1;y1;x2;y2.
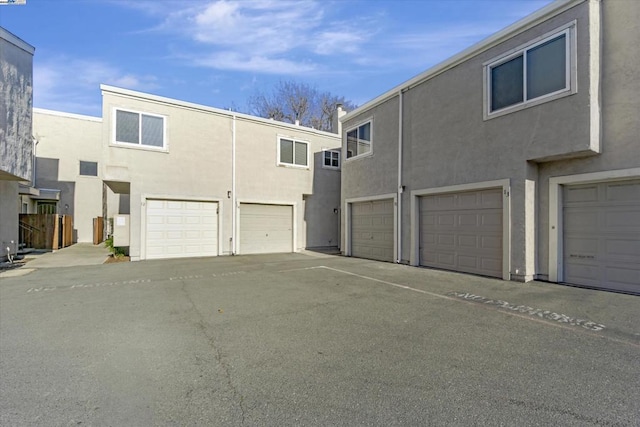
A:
113;214;130;247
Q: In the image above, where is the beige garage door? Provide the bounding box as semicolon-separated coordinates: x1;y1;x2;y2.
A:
419;188;503;278
351;199;394;262
145;199;218;260
563;179;640;294
239;203;293;254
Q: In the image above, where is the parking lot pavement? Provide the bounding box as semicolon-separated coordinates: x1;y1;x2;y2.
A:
1;253;638;426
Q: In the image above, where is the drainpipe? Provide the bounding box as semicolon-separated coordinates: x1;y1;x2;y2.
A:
231;115;237;255
397;90;404;264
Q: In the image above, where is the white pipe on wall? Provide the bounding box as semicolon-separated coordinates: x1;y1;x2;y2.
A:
397;90;404;264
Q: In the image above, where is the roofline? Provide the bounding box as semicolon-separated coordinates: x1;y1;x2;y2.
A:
0;26;35;54
341;0;586;122
100;84;340;139
33;108;102;123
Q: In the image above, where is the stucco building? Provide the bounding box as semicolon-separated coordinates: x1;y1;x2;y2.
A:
31;85;343;261
0;27;34;261
339;0;639;294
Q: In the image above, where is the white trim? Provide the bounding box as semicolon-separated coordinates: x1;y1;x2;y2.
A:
410;179;511;280
33;108;102;123
341;0;586;122
548;168;640;283
277;135;310;169
321;149;341;170
140;195;223;261
344;118;373;161
588;0;601;153
484;22;577;119
111;107;167;151
236;200;298;254
344;193;398;261
101;84;340;140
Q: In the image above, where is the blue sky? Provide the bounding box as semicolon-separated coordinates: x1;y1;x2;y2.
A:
1;0;553;117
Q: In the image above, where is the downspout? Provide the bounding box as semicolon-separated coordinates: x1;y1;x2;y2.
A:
397;90;404;264
231;114;237;255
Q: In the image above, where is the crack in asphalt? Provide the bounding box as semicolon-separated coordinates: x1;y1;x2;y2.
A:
179;280;247;425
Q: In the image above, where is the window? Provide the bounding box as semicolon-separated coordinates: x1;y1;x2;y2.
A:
346;121;371;159
278;137;308;167
37;201;57;214
79;160;98;176
323;150;340;169
486;26;573;116
114;109;165;149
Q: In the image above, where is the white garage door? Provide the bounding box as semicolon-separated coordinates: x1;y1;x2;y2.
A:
419;188;503;278
239;203;293;254
145;199;218;260
563;179;640;293
351;199;394;262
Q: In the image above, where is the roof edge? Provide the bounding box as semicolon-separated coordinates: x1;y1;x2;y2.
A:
33;108;102;122
0;26;35;54
100;84;341;139
341;0;586;122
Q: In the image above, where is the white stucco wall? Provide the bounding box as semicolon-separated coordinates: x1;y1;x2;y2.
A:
100;86;341;260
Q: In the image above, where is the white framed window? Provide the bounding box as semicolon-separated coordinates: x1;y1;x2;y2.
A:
278;137;308;167
113;108;166;149
323;149;340;170
346;121;372;159
485;23;575;118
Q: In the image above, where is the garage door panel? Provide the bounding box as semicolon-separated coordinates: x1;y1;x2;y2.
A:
481;235;501;249
563;179;640;293
606;181;640;201
145;199;218;260
351;199;394;262
419;188;503;278
565;186;598;203
458;235;477;248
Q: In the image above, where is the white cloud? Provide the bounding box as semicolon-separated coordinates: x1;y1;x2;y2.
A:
33;56;159;115
128;0;373;74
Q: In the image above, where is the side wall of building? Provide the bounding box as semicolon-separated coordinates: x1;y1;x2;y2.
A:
0;28;34;259
32;110;104;243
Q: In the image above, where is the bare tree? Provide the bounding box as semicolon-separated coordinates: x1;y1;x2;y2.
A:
248;80;356;133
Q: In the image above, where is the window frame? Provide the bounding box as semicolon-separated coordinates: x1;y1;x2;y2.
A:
112;107;167;151
277;136;309;169
322;149;341;170
345;118;373;161
79;160;98;177
484;22;577;120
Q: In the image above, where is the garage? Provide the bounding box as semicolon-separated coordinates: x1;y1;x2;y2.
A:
419;188;503;278
239;203;293;254
563;179;640;293
350;199;394;262
145;199;218;260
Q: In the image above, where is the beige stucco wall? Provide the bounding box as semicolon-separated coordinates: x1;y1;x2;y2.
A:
101;87;341;260
33;110;103;243
341;0;638;282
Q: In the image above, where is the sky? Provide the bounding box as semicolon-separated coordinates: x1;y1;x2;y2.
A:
0;0;554;117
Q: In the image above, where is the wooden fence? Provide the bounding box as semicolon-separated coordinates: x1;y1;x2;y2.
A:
19;214;73;250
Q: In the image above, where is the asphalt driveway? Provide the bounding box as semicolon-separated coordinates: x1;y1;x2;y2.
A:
1;253;638;426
